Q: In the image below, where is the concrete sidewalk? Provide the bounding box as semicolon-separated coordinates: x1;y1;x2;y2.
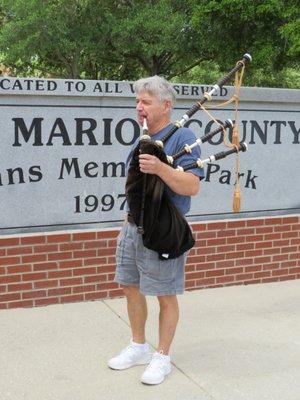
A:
0;280;300;400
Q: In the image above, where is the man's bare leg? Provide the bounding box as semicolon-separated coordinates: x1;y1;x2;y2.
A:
108;285;150;370
122;285;147;343
157;295;179;354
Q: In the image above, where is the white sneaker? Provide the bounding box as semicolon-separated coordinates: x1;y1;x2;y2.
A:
108;341;152;370
141;351;172;385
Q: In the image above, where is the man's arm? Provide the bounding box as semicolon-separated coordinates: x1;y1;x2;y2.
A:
139;153;200;196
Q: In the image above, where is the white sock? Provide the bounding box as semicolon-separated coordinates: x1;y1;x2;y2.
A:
131;339;149;351
156;350;170;362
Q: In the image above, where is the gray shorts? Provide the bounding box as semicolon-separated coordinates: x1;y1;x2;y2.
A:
115;222;187;296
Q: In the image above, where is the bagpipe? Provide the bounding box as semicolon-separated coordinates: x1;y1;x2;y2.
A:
126;54;252;260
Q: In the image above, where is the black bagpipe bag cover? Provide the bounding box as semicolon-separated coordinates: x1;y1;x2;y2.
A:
125;140;195;260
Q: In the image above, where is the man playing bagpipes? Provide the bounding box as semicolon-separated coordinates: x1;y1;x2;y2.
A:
108;54;251;385
108;76;204;385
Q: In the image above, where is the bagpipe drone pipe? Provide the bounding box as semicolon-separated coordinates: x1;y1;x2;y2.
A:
126;54;252;260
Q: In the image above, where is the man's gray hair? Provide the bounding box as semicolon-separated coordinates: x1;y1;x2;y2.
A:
133;75;176;106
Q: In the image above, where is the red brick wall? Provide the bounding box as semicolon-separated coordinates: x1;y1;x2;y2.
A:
0;215;299;309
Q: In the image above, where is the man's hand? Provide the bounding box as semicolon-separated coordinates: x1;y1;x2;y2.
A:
139;154;162;174
139;153;200;196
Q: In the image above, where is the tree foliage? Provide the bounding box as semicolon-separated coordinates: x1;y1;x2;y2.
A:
189;0;300;87
0;0;299;87
0;0;112;78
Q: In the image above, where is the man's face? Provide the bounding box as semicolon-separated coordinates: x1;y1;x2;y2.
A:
136;91;171;130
